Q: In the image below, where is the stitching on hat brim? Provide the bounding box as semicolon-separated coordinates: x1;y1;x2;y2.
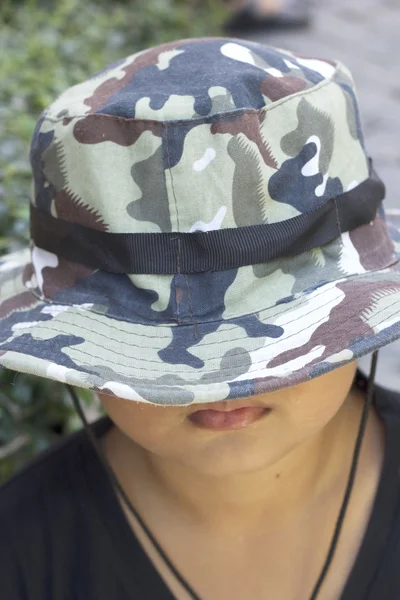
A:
73;298;400;376
4;267;400;374
3;292;400;385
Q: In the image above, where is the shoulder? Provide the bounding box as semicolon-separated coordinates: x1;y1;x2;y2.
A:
0;416;110;515
0;425;85;519
0;428;90;583
0;418;114;598
0;417;112;556
0;426;93;598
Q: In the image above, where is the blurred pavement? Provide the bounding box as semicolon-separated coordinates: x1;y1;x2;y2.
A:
244;0;400;390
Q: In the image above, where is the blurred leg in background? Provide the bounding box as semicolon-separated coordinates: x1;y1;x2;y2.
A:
224;0;311;34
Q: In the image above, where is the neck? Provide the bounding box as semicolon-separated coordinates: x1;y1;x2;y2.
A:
102;387;373;533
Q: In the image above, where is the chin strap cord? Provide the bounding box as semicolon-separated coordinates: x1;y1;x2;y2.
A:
66;384;203;600
66;351;378;600
308;350;378;599
66;384;201;600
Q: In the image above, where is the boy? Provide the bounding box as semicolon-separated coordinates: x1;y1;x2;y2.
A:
1;37;400;599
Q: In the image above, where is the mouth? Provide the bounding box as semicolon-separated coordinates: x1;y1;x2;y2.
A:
187;404;272;431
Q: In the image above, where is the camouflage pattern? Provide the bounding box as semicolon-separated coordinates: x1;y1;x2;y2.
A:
1;38;400;405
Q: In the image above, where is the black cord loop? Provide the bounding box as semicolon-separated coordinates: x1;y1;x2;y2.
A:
67;352;378;600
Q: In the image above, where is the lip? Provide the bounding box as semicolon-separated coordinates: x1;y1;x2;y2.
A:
188;399;270;413
187;405;271;431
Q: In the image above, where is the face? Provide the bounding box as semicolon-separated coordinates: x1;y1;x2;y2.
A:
98;362;359;477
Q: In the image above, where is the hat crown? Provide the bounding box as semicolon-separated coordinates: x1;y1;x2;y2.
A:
30;38;369;237
1;39;400;405
39;38;341;121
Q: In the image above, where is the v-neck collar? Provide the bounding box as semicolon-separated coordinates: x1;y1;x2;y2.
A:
79;370;400;600
79;416;176;599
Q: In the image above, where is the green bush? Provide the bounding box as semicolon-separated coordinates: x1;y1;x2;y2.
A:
0;0;227;483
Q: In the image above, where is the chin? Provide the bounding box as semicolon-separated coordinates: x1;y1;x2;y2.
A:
178;434;287;477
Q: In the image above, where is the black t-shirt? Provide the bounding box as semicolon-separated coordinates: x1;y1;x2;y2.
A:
1;372;400;599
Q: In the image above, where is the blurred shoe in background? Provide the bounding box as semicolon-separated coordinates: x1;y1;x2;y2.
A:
224;0;311;35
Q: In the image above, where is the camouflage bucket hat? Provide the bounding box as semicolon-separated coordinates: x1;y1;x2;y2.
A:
1;37;400;406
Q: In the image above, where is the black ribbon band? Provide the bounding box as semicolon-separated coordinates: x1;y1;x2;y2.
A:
30;170;385;274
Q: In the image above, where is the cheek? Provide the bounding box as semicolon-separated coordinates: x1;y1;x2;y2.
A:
99;395;185;456
285;399;342;443
282;381;355;447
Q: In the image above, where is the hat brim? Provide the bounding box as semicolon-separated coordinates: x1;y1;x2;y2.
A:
1;213;400;406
